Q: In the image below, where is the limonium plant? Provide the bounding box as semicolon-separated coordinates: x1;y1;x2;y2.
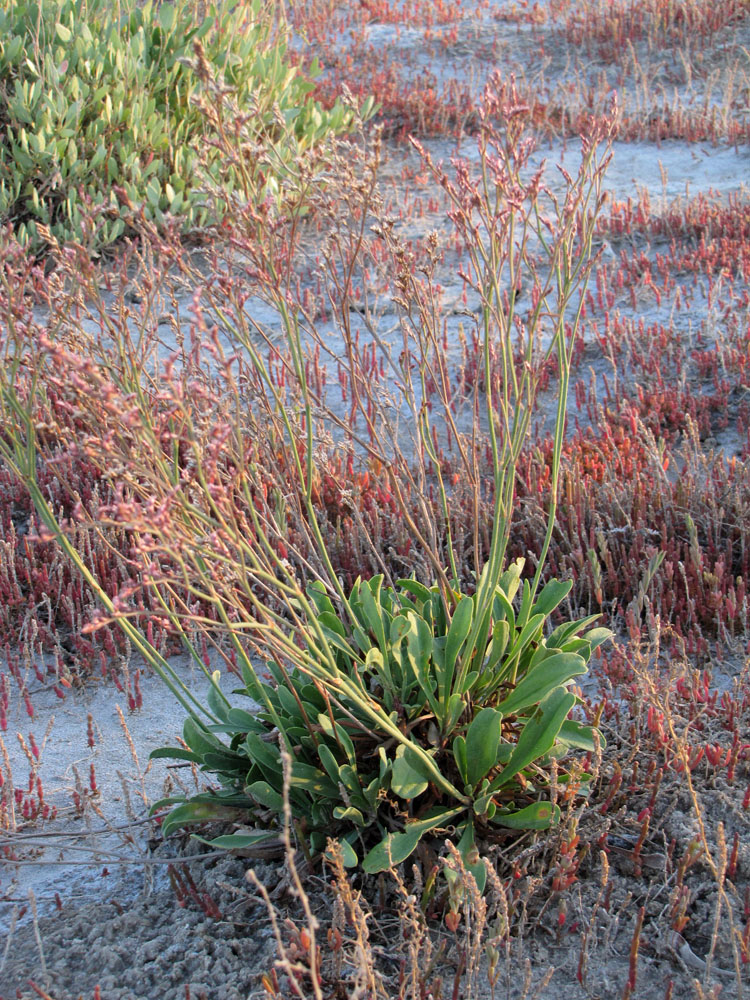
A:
0;68;615;881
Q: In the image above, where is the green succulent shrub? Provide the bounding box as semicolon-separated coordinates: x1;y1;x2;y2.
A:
153;561;611;889
0;0;356;250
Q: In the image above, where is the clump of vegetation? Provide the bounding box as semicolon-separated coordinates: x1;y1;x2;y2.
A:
0;69;616;878
156;566;609;883
0;0;357;250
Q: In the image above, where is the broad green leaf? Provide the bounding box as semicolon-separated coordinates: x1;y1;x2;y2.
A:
246;780;284;811
183;716;223;757
505;613;545;665
150;795;192;813
465;604;493;683
444;692;466;733
460;671;479;694
316;610;347;637
432;589;449;635
299;685;327;711
390;613;411;647
483;619;510;674
276;684;305;721
400;744;440;785
225;707;263;731
391;746;429;799
244;733;281;779
307;579;336;617
206;671;229;721
404;612;439;716
493;589;516;632
398;744;467;803
149;746;202;763
365;646;386;679
197;830;277;851
325;838;358;867
360;776;380;810
338;764;364;797
497;559;524;602
496;652;586;716
453;734;468;786
546;637;588;658
316;626;360;662
472;783;495;818
161;800;243;838
443;595;473;697
396;578;433;610
547;614;601;649
359;575;388;653
531;578;573;619
525;643;558;672
317;713;356;766
465;707;503;788
362;806;464;873
317;743;342;785
241;660;264;701
516;579;533;629
351;624;370;654
289;762;339;798
557;719;604;752
332;805;365;826
493;801;560;830
202;750;247;773
457;820;486;894
157;3;175;31
492;687;576;789
582;626;614;655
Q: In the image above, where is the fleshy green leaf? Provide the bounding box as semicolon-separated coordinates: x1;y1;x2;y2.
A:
197;830;277;851
492;800;560;830
325;838;358;868
225;707;264;731
483;619;510;674
582;626;614;655
246;780;284;811
332;805;365;826
317;743;342;784
244;733;281;779
453;734;468;786
464;707;503;788
160;800;244;838
391;746;429;799
492;687;576;789
317;713;356;767
531;578;573;619
359;575;388;654
557;719;603;752
404;611;438;714
496;652;586;716
457;821;486;893
396;578;433;609
183;716;223;757
149;746;202;763
362;806;464;873
206;671;229;721
442;595;473;698
547;614;601;649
